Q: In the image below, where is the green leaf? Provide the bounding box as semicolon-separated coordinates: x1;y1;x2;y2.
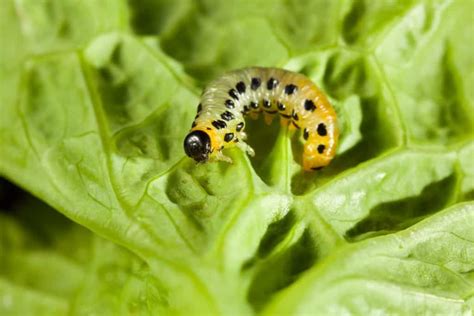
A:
262;202;474;315
1;0;473;314
311;149;457;237
0;186;156;315
458;141;474;200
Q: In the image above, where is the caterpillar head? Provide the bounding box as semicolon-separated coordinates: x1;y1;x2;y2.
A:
184;130;211;162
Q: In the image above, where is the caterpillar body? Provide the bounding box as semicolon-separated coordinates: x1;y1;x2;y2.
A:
183;67;339;171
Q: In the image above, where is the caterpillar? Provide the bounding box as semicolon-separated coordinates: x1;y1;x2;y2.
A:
183;67;339;171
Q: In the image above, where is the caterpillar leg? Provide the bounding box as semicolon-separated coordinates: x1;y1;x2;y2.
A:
236;141;255;157
279;117;290;127
249;112;259;120
214;151;233;163
264;113;275;125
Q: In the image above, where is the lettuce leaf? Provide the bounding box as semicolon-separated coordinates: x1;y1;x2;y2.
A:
0;0;473;314
0;183;156;315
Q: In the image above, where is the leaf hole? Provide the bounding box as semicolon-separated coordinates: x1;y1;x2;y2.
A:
246;228;317;311
341;0;366;44
257;211;297;258
346;173;458;241
241;210;297;272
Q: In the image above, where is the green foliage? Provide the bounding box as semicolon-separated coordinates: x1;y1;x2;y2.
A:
0;0;473;315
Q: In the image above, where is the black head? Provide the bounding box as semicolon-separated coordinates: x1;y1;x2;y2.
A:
183;130;211;162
